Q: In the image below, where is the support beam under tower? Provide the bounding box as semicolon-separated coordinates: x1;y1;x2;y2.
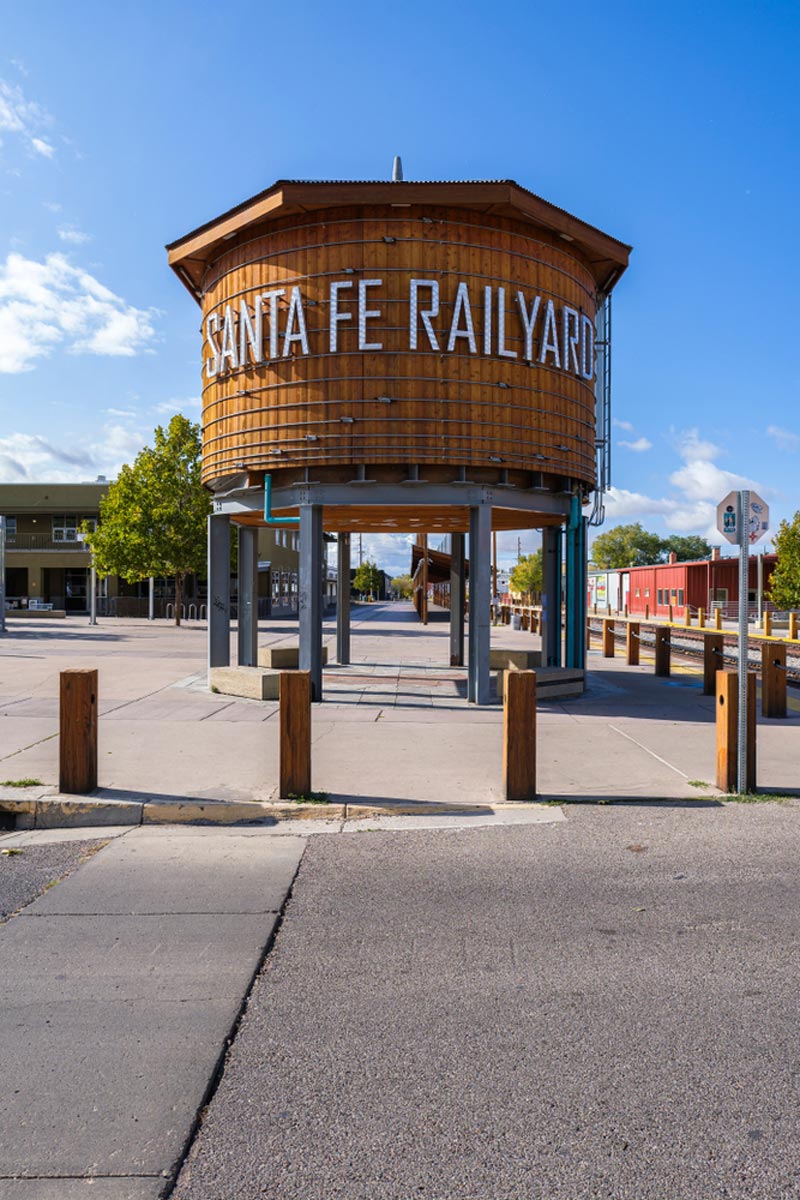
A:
299;504;323;701
468;504;491;704
337;532;351;665
450;533;465;667
237;525;258;667
208;513;231;674
541;526;562;668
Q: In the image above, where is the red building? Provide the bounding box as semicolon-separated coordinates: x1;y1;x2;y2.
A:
624;550;777;618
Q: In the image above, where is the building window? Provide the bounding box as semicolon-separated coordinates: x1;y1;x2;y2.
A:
678;589;685;606
644;588;650;598
657;589;663;605
52;514;79;542
670;588;677;600
4;516;16;540
635;588;640;598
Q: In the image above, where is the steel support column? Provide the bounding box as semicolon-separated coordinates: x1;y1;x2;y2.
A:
336;532;351;665
468;504;491;704
237;525;259;667
542;525;562;667
564;495;587;669
208;513;231;674
299;504;323;701
450;532;465;667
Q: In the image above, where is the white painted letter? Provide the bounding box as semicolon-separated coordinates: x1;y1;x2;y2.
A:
409;279;439;350
358;279;383;351
562;307;581;375
580;313;595;380
239;297;262;367
257;289;285;359
219;304;239;372
496;287;517;359
329;280;354;352
446;282;477;353
483;286;492;356
516;291;541;362
282;286;309;356
538;299;561;368
205;311;220;378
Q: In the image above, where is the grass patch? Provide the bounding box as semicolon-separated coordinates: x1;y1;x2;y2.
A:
0;778;42;788
722;792;794;804
687;780;708;789
286;791;330;805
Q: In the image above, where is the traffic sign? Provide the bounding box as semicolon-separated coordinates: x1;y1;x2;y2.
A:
717;490;769;545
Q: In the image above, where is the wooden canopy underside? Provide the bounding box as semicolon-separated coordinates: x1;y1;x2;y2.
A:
232;504;566;534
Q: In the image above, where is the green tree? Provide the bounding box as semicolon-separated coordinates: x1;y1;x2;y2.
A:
353;560;382;598
82;415;211;625
509;550;543;596
591;523;664;568
391;573;413;598
768;511;800;609
663;534;712;562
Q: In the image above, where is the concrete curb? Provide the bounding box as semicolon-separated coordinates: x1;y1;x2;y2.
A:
1;793;552;829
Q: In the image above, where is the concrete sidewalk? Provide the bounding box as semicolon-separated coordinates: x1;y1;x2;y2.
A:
2;604;798;821
0;826;304;1197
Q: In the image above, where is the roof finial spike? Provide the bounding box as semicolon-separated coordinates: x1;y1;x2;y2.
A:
392;155;404;182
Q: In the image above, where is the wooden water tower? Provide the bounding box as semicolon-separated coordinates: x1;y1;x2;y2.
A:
167;175;630;700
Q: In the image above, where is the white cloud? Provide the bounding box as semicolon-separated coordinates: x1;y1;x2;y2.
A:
668;459;757;503
674;427;722;462
104;407;137;418
766;424;799;451
0;420;149;483
57;225;91;245
153;397;201;415
0;251;157;372
0;79;54;158
42;200;61;213
612;418;634;432
618;437;652;452
30;136;54;159
604;487;678;519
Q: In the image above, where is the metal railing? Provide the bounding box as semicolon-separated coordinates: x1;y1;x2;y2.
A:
5;533;91;552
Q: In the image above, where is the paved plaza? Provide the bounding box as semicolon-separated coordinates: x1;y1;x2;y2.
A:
1;602;798;810
1;605;800;1198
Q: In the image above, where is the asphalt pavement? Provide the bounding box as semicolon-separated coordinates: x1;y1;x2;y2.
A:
173;801;800;1200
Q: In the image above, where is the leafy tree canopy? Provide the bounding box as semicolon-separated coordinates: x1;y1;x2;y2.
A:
591;524;712;569
662;534;713;562
391;573;413;598
353;560;382;596
509;550;543;596
82;415;210;624
768;511;800;610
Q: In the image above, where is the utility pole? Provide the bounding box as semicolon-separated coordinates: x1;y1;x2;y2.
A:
492;530;498;601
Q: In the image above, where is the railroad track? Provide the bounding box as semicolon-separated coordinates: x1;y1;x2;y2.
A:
587;621;800;689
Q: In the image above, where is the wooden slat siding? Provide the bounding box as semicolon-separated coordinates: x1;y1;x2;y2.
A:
59;668;98;794
198;206;598;489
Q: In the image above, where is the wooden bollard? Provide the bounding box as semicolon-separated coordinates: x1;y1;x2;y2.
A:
59;669;98;794
626;621;640;666
279;670;311;798
654;627;671;677
763;611;772;637
698;607;705;629
716;670;756;793
602;618;615;658
714;608;722;631
624;602;629;617
790;613;798;641
586;617;593;646
644;603;649;620
761;642;787;719
503;670;536;802
703;634;724;696
685;609;692;627
668;604;674;623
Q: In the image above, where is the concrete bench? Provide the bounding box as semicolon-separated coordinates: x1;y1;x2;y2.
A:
257;644;328;670
489;648;542;671
209;666;280;701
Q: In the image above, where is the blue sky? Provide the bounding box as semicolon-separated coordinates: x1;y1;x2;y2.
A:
0;0;797;575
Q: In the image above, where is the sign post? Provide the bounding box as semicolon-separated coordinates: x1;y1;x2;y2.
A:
717;489;769;793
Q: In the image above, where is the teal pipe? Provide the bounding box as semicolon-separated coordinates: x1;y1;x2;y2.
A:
263;474;299;525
